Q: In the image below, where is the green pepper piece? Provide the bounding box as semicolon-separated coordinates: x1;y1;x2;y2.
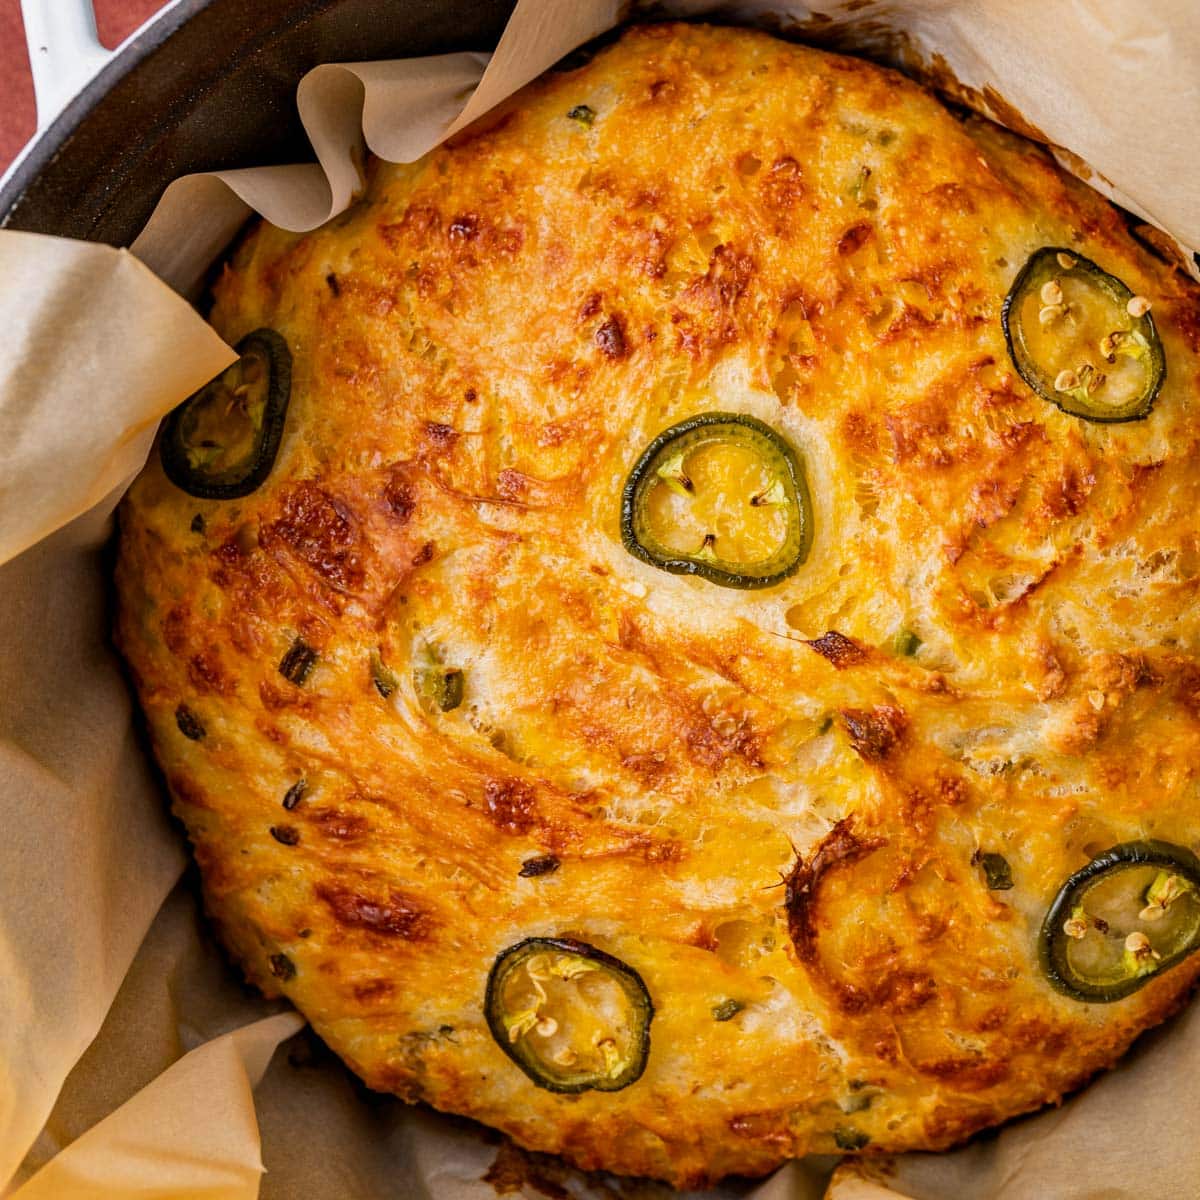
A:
175;704;205;742
370;650;399;699
484;936;653;1093
834;1127;870;1151
409;641;464;712
161;328;293;499
518;854;560;878
976;851;1014;891
890;629;921;657
268;953;296;981
415;665;464;712
1040;840;1200;1002
278;637;317;686
282;780;307;811
1001;247;1165;423
620;412;812;589
711;998;743;1021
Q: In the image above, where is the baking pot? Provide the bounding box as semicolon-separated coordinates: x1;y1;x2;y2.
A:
0;0;516;246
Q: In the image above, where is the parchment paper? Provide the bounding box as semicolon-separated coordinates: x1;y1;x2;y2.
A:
2;1;1199;1197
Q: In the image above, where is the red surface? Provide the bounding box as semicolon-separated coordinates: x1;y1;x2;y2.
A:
0;0;166;174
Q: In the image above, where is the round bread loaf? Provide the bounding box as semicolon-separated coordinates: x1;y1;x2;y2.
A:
115;23;1200;1186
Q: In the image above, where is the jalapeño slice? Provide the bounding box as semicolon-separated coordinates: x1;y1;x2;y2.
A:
161;328;292;499
620;412;812;589
1040;840;1200;1002
485;937;653;1093
1001;247;1164;423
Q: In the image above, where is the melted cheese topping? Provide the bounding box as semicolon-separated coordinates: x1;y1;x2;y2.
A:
642;436;790;563
115;23;1200;1187
1016;272;1151;411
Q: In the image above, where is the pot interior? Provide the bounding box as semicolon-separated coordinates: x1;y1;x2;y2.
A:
0;0;515;246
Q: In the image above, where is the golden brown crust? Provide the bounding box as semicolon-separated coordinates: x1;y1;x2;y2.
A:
115;23;1200;1187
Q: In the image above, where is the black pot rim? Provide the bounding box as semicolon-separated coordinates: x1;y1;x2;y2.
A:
0;0;213;228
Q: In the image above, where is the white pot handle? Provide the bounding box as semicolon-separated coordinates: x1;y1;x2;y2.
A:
20;0;114;132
